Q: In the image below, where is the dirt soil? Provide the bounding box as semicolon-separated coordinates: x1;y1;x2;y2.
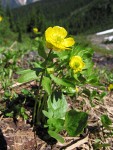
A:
0;91;113;150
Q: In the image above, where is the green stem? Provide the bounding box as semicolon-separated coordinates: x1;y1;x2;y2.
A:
33;49;52;125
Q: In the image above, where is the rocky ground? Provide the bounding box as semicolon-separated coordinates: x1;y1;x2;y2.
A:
89;33;113;51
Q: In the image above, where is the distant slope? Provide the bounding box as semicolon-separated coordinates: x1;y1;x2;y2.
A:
13;0;91;20
11;0;113;34
67;0;113;34
12;0;91;32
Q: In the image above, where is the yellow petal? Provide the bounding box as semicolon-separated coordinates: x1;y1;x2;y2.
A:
46;42;53;49
108;84;113;91
63;37;75;48
0;16;3;22
52;26;67;38
53;45;65;51
45;27;53;42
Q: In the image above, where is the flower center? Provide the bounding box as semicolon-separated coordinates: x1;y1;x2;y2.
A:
74;62;80;68
52;34;63;45
57;36;62;42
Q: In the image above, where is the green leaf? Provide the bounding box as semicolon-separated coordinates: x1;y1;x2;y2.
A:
38;40;47;59
73;74;80;82
32;62;44;68
101;114;112;129
78;74;86;83
48;95;68;119
43;109;53;118
18;69;38;83
99;92;107;99
43;95;68;119
50;74;75;88
87;75;98;84
0;47;5;53
82;89;91;97
20;107;28;120
47;118;64;132
55;50;70;60
93;142;110;149
5;112;13;117
65;110;88;136
48;130;64;143
42;76;52;95
17;69;33;75
21;89;30;95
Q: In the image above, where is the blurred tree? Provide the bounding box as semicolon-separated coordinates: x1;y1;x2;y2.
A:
16;21;22;42
5;4;15;31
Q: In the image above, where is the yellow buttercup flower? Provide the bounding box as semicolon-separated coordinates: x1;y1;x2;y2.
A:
33;27;38;34
0;16;3;22
75;87;79;93
45;26;75;51
69;56;85;73
108;84;113;91
47;67;54;74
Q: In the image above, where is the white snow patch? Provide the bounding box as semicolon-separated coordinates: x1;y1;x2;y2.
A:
96;29;113;35
15;0;27;5
104;36;113;41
